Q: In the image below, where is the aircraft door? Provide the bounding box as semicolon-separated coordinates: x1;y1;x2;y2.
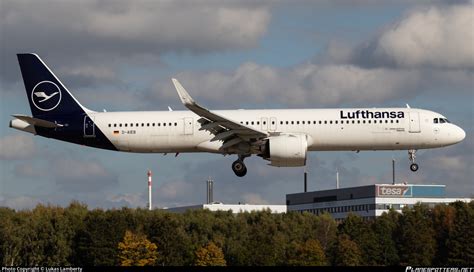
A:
184;117;193;135
269;117;277;132
408;112;421;133
84;116;95;137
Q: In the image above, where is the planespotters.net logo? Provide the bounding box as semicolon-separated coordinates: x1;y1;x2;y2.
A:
406;266;474;272
31;80;62;111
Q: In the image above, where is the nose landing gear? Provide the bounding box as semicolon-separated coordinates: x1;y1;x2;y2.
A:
408;149;419;172
232;155;249;177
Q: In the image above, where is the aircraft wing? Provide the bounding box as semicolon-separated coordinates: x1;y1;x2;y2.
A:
172;78;268;151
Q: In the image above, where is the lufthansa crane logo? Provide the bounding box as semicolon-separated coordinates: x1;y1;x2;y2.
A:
31;81;62;111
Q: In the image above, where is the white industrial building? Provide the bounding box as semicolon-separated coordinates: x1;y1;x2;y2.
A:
286;184;472;220
165;202;287;214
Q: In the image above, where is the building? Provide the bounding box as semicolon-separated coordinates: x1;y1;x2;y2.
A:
165;202;287;214
286;184;472;220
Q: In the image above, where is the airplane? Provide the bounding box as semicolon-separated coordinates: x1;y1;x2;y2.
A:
10;53;466;177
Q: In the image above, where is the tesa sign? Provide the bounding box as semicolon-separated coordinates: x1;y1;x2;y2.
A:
377;185;410;197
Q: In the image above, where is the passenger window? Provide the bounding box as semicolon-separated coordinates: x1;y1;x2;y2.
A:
251;121;254;125
131;123;134;127
297;121;300;125
141;123;144;127
390;120;394;123
357;120;360;124
346;121;350;124
257;121;260;125
319;121;322;124
125;124;128;127
163;123;166;127
286;121;289;125
108;124;111;127
362;120;365;124
396;120;399;123
119;124;122;127
152;123;155;126
434;118;438;124
136;123;139;127
263;121;266;125
280;121;283;125
352;120;355;124
291;121;294;125
246;121;249;125
335;121;338;124
174;123;177;126
324;121;327;124
330;121;333;124
302;121;305;125
169;123;172;126
385;120;388;123
368;120;371;124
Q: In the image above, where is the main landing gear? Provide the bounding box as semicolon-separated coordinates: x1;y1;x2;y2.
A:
232;155;249;177
408;149;419;172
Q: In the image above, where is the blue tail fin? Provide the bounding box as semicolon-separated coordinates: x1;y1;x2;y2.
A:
17;53;90;118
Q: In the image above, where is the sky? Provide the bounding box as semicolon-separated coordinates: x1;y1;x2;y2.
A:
0;0;473;209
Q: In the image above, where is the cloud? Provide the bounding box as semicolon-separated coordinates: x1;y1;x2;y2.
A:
0;134;37;160
0;1;271;86
241;193;269;204
150;62;422;108
352;5;474;69
0;195;41;210
51;158;118;192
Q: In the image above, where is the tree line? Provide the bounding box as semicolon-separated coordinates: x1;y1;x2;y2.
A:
0;201;472;266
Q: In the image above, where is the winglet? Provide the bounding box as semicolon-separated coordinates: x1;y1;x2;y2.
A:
172;78;195;106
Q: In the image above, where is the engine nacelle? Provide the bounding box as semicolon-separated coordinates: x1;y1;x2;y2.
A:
266;133;308;167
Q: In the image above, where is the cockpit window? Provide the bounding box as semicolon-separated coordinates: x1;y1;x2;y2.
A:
444;119;450;123
439;118;446;123
434;118;438;124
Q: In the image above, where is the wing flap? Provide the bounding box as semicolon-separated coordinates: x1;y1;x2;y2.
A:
172;78;268;150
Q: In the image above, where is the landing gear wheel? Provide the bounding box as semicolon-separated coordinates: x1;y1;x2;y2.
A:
408;149;419;172
232;160;247;177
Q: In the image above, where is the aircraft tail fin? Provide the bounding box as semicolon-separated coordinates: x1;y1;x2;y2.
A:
16;53;91;118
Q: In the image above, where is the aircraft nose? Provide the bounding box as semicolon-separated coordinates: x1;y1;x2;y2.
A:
453;126;466;143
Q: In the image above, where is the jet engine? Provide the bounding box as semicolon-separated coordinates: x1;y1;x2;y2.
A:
263;133;308;167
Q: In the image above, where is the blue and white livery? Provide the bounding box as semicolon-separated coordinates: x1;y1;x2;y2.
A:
10;54;465;177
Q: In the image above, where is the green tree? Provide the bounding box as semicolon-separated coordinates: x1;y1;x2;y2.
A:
334;234;362;266
287;239;327;266
397;204;436;266
146;212;193;265
118;230;158;266
338;213;381;265
194;241;226;266
432;203;456;265
0;208;24;266
245;211;286;265
446;201;474;265
373;210;399;265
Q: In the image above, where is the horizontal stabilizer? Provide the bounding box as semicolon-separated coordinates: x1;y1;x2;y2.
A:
11;114;63;128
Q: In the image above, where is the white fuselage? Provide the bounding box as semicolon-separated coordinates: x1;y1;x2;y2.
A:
91;108;465;154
